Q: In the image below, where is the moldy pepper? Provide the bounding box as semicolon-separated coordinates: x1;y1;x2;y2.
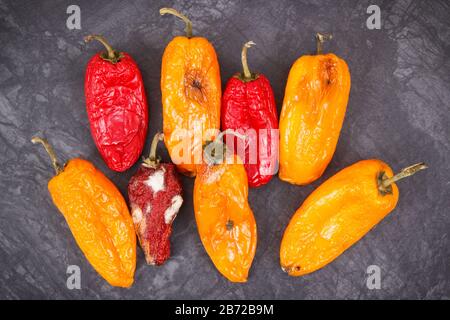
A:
194;131;257;282
128;132;183;265
280;159;427;276
84;34;148;172
160;8;221;176
32;136;136;287
279;33;351;185
222;41;279;187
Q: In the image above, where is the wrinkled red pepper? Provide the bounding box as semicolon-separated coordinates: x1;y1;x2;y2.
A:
128;132;183;265
222;41;279;187
84;34;148;172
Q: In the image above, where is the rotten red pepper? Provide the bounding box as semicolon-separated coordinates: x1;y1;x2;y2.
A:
84;34;148;172
128;132;183;265
221;41;279;187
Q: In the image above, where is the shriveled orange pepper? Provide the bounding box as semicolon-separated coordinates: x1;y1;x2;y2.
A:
279;33;351;185
32;136;136;287
193;132;257;282
160;8;221;176
280;159;427;276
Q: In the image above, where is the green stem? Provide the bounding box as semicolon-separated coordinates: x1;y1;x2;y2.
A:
316;32;333;55
31;136;62;175
378;162;428;195
203;130;245;165
160;8;193;38
215;129;245;145
143;132;164;168
241;41;255;79
84;34;122;63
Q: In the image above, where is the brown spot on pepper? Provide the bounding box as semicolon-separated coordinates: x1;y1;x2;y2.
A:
226;219;234;231
184;69;208;103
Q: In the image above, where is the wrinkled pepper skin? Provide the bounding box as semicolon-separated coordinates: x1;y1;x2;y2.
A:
279;50;350;185
194;154;257;282
280;159;422;277
222;42;278;187
160;10;221;176
85;35;148;172
128;134;183;265
48;159;136;287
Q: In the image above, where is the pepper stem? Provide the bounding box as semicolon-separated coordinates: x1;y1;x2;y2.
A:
378;162;428;195
31;136;62;175
214;129;246;147
203;130;245;165
241;41;255;79
84;34;122;64
160;8;193;38
316;32;333;55
143;132;164;168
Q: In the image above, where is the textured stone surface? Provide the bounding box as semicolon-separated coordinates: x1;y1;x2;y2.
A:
0;0;449;299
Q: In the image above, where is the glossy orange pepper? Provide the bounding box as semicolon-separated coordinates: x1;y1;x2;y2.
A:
280;159;427;276
193;132;257;282
32;137;136;287
279;33;351;185
160;8;221;176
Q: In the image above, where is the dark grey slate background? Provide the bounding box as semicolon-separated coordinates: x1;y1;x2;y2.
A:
0;0;449;299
